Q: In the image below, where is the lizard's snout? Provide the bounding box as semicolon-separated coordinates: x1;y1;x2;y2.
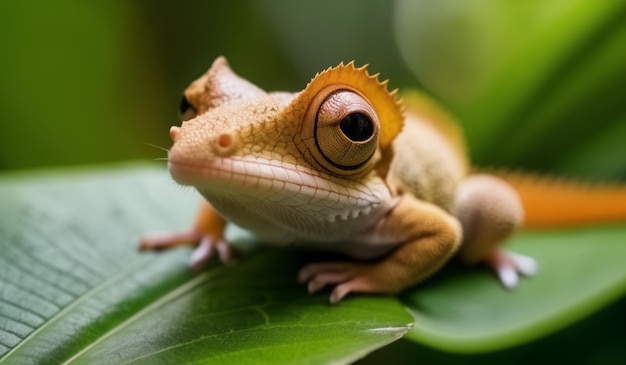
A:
169;120;237;160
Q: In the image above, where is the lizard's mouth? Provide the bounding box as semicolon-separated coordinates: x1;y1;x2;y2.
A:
168;155;388;223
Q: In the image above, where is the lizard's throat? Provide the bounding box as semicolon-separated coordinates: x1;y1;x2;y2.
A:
169;155;391;225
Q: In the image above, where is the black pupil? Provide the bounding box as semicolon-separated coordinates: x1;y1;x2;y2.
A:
339;113;374;142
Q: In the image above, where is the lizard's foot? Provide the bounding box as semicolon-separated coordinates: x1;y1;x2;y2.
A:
487;249;538;289
298;262;388;304
139;230;235;270
189;235;235;270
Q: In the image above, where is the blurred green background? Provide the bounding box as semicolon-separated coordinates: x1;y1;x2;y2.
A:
0;0;624;362
2;0;623;178
0;0;416;171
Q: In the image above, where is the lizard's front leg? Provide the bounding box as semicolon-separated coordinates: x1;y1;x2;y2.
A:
454;174;537;288
299;195;462;303
140;200;234;269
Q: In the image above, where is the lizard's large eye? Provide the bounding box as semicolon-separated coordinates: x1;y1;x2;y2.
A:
308;89;379;175
179;95;198;121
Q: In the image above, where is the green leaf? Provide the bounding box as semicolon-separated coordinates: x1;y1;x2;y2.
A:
0;164;412;364
2;164;625;361
401;225;626;353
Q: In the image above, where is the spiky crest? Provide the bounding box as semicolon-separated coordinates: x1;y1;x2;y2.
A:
298;62;404;150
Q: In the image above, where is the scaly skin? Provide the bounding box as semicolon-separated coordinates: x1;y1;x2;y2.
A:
140;57;544;302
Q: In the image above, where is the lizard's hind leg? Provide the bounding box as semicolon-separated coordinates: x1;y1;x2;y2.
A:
454;174;537;288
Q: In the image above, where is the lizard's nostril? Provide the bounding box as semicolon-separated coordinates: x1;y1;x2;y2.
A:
217;133;233;149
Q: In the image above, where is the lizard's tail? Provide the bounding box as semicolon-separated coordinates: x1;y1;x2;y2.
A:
496;172;626;228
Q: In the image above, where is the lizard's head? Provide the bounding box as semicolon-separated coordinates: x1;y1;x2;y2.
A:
168;57;403;231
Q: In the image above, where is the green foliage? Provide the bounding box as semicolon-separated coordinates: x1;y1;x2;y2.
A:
394;0;626;178
1;164;625;363
403;226;626;353
0;165;412;363
0;1;296;171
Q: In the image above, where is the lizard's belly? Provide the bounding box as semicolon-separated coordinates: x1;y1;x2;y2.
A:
224;219;399;261
205;191;396;250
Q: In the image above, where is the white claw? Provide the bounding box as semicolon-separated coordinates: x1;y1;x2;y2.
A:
497;264;519;289
489;249;539;289
216;240;235;264
508;251;539;276
190;237;214;270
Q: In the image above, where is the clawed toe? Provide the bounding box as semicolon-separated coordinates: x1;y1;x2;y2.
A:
140;229;235;271
488;249;538;289
190;236;236;271
306;271;355;294
298;262;385;304
190;237;214;271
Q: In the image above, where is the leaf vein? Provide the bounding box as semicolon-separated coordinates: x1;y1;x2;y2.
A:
0;299;50;322
62;265;229;364
4;237;93;290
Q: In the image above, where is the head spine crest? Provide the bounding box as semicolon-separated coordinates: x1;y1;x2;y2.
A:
299;62;404;150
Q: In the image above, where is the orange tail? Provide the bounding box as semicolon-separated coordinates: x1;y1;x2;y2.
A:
497;172;626;228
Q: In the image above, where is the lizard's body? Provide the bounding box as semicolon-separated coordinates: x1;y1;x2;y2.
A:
142;57;626;303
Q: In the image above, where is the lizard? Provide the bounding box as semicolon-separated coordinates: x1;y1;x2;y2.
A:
140;56;626;304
